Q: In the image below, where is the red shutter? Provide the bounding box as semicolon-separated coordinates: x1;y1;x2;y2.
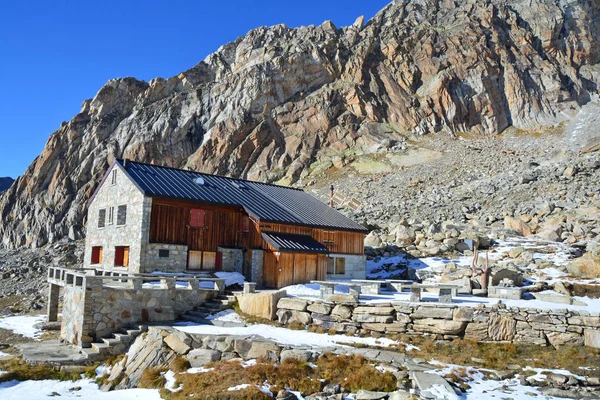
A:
215;252;223;271
190;209;205;227
241;216;250;232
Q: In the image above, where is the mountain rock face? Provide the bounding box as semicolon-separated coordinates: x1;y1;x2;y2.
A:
0;178;13;194
1;0;599;248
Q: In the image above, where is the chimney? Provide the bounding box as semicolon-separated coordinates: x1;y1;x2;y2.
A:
123;158;130;168
329;184;334;207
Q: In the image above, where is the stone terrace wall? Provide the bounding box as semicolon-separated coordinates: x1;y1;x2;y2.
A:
274;297;600;348
61;278;212;347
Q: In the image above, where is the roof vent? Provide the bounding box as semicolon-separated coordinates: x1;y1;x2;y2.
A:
195;177;206;186
232;181;247;189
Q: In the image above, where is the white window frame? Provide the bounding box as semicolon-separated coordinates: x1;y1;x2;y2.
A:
108;206;115;225
326;255;346;275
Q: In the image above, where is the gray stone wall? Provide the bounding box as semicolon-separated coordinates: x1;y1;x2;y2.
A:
84;164;146;272
251;249;264;286
218;247;244;273
327;254;367;280
273;297;600;348
61;277;211;347
144;243;189;273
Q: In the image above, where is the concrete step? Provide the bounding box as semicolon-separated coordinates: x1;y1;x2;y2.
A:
186;310;209;318
102;338;122;346
181;314;206;324
113;333;134;343
126;329;142;337
91;342;111;354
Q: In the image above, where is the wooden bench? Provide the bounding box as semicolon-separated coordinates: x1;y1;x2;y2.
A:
404;284;463;303
350;279;387;295
385;279;415;293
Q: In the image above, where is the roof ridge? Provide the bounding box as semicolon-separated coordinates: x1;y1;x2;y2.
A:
117;159;305;192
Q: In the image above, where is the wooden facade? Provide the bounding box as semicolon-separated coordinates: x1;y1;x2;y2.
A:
148;198;364;288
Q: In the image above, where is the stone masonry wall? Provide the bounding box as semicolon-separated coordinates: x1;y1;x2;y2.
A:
218;247;244;273
144;243;189;273
84;164;146;272
274;297;600;348
251;249;264;285
328;254;367;280
61;278;212;347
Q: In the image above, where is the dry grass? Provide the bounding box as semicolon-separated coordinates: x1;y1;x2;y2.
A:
392;335;600;376
163;353;396;399
0;359;81;383
170;356;191;373
139;367;168;389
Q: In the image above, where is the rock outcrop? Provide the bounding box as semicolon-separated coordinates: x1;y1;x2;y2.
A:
1;0;599;248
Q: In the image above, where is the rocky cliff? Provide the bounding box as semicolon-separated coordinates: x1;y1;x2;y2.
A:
0;178;13;194
1;0;599;248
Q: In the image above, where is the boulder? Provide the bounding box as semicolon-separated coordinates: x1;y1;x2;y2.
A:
236;290;287;320
331;305;353;320
365;232;383;248
504;216;532;236
584;329;600;348
353;306;395;315
412;306;453;320
465;322;489;340
568;254;600;279
246;340;281;361
307;302;332;315
277;309;312;325
280;349;313;363
164;331;193;355
187;349;221;367
355;390;388;400
488;313;517;341
278;297;309;311
546;332;584;348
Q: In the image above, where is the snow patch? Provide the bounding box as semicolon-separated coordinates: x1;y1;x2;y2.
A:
0;315;46;339
206;309;244;323
215;271;246;287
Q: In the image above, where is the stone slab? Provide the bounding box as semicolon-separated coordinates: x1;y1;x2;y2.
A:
16;340;88;365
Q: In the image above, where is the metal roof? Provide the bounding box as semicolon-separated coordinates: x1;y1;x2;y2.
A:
261;232;330;254
117;160;367;233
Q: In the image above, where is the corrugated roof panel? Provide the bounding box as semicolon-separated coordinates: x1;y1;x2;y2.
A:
118;160;367;233
261;232;330;254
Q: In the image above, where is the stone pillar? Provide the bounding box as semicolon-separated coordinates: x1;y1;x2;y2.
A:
243;282;256;294
251;249;264;286
439;288;453;303
320;283;334;299
47;284;60;322
214;279;226;293
187;279;199;290
410;287;422;303
348;284;361;301
161;278;176;289
130;278;143;290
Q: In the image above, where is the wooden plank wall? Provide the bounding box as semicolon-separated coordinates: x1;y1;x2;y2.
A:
252;222;364;255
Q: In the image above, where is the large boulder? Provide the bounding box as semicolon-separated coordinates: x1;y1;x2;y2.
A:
412;318;467;335
568;254;600;279
236;290;287;320
504;216;532;236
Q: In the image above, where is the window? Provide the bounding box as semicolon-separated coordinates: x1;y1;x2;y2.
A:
91;246;103;264
117;205;127;226
111;169;117;185
114;246;130;267
158;249;170;258
240;216;250;232
326;256;346;275
190;209;205;228
323;231;335;243
98;209;106;228
108;207;115;225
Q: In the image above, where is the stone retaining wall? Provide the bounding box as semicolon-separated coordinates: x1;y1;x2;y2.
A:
144;243;189;273
61;278;212;347
273;297;600;348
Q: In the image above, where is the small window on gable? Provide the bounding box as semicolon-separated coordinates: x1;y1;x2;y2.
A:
108;207;115;225
98;209;106;228
117;205;127;226
190;209;205;228
111;169;117;185
91;246;103;264
323;231;335;243
240;216;250;232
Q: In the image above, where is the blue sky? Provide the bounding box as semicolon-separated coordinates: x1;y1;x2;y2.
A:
0;0;389;178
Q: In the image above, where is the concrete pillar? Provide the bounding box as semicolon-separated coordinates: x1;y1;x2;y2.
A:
439;288;453;303
161;278;176;289
243;282;256;294
320;283;334;299
348;284;361;301
214;279;226;293
410;287;422;303
47;284;60;322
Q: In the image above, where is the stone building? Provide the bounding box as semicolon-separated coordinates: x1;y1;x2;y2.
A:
84;159;367;288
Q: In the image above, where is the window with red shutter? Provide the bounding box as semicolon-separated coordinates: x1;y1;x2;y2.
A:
190;209;205;228
241;216;250;232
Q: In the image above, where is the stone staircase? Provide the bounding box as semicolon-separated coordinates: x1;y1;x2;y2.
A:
180;291;237;324
81;327;143;361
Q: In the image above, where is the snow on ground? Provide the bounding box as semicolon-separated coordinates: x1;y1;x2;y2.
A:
0;315;46;339
164;370;182;392
206;309;245;323
285;283;349;298
175;322;398;348
215;271;246;287
0;378;161;400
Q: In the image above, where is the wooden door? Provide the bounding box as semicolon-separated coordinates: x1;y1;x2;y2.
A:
203;251;216;270
305;254;317;282
293;254;307;285
188;250;203;270
278;253;295;288
263;251;278;288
